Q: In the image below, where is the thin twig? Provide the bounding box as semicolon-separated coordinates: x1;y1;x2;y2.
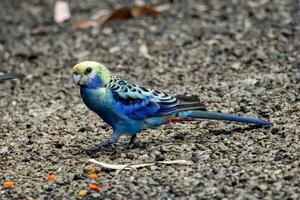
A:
88;159;192;171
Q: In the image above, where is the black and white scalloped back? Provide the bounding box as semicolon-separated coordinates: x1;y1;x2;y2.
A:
106;76;178;106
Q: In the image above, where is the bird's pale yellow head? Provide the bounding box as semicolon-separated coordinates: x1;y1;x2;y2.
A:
72;61;111;88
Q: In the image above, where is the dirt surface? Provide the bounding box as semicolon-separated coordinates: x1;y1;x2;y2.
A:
1;0;300;199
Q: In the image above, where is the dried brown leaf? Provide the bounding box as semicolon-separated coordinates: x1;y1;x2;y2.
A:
130;6;159;17
72;20;98;30
100;6;159;25
100;7;132;25
73;5;161;29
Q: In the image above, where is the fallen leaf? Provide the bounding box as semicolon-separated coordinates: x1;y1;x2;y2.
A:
72;20;98;30
78;190;87;197
100;6;159;24
88;159;192;170
73;5;162;29
100;7;132;25
88;173;97;179
130;6;159;17
3;181;14;188
88;167;97;174
89;184;101;192
47;174;56;181
54;1;71;23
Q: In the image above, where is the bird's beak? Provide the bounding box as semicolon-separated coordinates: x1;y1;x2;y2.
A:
73;73;82;85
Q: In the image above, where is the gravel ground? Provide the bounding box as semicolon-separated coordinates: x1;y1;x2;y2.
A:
1;0;300;199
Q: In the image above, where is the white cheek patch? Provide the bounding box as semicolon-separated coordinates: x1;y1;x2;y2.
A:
73;74;82;83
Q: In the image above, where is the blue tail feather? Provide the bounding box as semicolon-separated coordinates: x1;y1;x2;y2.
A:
188;110;272;126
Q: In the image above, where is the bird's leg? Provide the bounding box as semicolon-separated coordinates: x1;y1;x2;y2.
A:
126;135;137;149
128;135;136;145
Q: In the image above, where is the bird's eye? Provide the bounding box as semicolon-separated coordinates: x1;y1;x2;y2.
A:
85;67;92;74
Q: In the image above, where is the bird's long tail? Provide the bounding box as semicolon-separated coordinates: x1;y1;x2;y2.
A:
174;110;272;126
171;110;273;126
164;96;273;126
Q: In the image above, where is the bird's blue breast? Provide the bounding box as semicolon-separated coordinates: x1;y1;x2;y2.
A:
80;87;143;134
80;87;116;125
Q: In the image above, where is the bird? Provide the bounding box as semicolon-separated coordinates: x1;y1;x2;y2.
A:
0;72;25;81
72;61;272;148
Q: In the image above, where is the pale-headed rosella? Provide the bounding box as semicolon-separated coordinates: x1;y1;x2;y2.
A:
72;61;272;148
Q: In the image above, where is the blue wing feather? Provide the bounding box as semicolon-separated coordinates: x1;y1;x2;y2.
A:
108;77;178;120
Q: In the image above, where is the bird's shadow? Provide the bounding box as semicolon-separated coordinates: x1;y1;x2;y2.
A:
207;124;269;136
83;124;271;156
143;124;270;150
